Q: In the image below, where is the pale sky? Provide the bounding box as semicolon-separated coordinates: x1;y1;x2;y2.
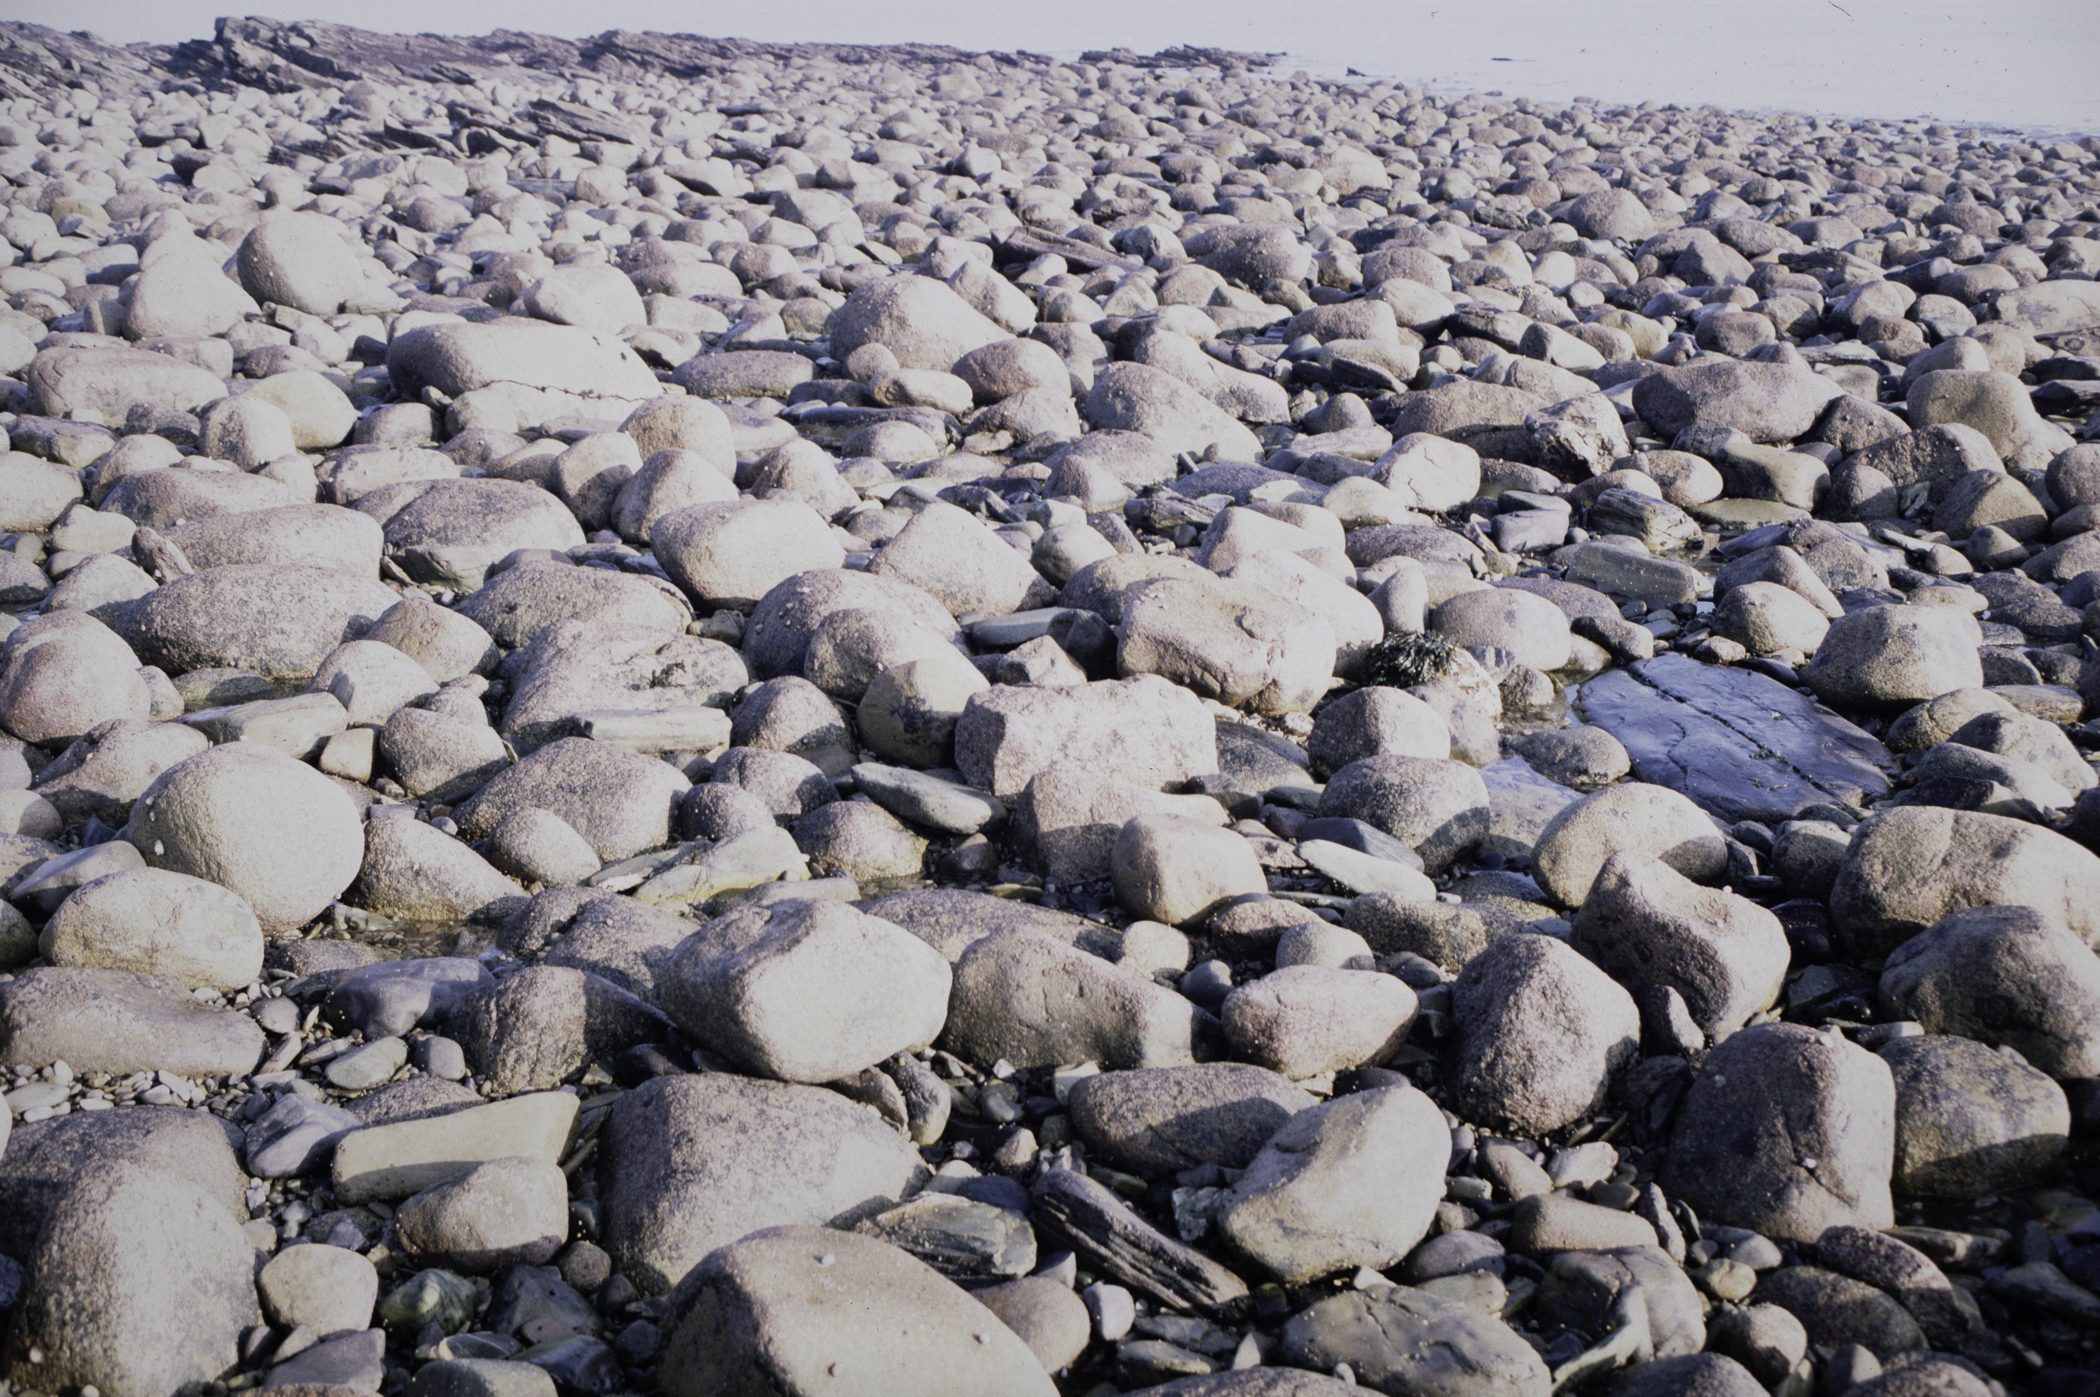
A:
28;0;2100;133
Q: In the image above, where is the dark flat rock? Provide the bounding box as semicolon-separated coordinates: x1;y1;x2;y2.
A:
1576;654;1894;823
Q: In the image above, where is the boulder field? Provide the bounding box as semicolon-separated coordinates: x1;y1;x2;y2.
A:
0;15;2092;1397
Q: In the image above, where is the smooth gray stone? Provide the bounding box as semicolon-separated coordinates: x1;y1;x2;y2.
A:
409;1358;557;1397
0;966;265;1077
852;763;1006;835
1576;654;1893;823
267;1327;386;1392
245;1092;363;1179
1295;816;1425;870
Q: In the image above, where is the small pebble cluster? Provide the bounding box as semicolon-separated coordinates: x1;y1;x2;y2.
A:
0;14;2095;1397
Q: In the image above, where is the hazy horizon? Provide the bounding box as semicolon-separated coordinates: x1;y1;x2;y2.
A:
14;1;2098;135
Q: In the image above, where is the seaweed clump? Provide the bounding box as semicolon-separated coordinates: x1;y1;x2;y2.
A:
1359;632;1462;689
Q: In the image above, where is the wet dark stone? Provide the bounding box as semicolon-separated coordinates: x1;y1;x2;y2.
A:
1576;655;1894;823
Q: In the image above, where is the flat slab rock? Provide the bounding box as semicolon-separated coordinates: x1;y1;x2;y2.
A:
1576;654;1894;823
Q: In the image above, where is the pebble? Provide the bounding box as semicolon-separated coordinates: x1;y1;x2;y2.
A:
323;1035;409;1091
1082;1282;1137;1342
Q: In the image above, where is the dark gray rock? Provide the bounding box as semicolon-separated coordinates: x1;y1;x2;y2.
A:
266;1327;386;1393
1663;1022;1895;1244
1343;894;1524;974
1878;905;2100;1078
517;890;693;1000
1753;1266;1927;1361
0;1108;246;1261
1630;360;1843;443
1607;1355;1766;1397
851;1193;1036;1281
1449;933;1639;1137
1575;655;1893;823
395;1157;570;1272
1536;1244;1706;1360
1145;1373;1361;1396
1276;1284;1550;1397
410;1358;558;1397
1812;1225;1977;1350
1066;1064;1314;1176
1879;1034;2069;1197
446;964;674;1095
327;958;493;1039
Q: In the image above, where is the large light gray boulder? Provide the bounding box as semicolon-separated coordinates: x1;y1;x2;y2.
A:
1801;604;1983;708
1082;361;1263;460
1571;850;1789;1035
0;967;265;1077
1118;575;1335;716
1531;782;1729;906
455;738;689;863
868;500;1055;619
1215;1085;1450;1284
118;564;400;681
599;1074;927;1294
654;498;845;611
0;610;150;745
657;898;951;1084
40;867;264;991
1829;807;2100;957
5;1162;260;1397
825;275;1009;373
942;929;1205;1071
384;320;661;428
237;211;365;314
123;742;364;933
656;1226;1055;1397
1880;1034;2069;1197
955;675;1217;800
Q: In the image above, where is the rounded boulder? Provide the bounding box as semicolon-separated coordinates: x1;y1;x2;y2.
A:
123;743;365;933
41;867;264;991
